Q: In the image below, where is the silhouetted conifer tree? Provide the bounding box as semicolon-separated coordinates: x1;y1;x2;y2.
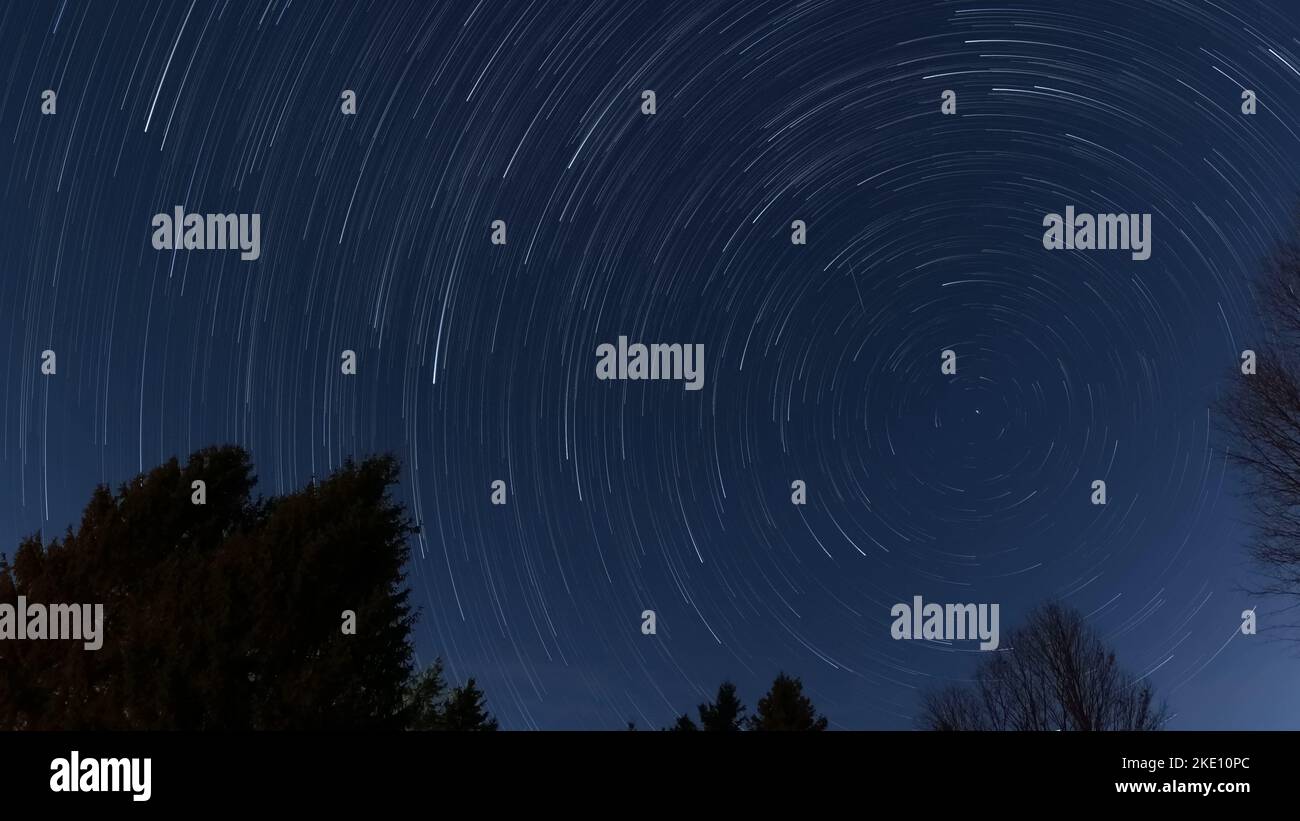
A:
670;714;699;731
747;673;827;731
0;446;492;731
405;659;449;730
441;678;498;731
698;681;747;731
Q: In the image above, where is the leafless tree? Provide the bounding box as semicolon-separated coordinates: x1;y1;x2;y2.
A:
919;602;1167;731
1221;228;1300;629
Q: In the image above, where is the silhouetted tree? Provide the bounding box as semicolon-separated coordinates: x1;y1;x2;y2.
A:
919;602;1168;731
405;659;449;730
0;446;489;731
747;673;828;731
441;678;498;731
670;714;699;731
699;681;747;731
670;679;748;731
1222;224;1300;631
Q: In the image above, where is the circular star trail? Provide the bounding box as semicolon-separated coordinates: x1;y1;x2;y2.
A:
2;0;1298;729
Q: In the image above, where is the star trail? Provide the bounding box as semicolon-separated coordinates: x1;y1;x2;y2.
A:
2;0;1298;730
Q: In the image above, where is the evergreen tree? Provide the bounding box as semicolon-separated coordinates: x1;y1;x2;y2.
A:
440;678;499;731
0;446;494;731
698;681;747;731
670;714;699;731
747;673;828;731
405;660;449;730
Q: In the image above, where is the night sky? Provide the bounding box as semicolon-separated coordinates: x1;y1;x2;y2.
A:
2;0;1298;730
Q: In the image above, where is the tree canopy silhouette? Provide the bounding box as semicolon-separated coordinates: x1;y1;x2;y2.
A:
441;679;499;731
0;445;491;730
1222;222;1300;631
671;680;748;731
747;672;828;731
401;658;498;731
918;602;1168;731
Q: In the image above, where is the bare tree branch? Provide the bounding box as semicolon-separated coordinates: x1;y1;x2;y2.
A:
918;602;1168;731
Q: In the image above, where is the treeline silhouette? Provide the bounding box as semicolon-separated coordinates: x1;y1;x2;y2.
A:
0;446;493;730
656;600;1169;731
664;674;829;731
0;445;1168;731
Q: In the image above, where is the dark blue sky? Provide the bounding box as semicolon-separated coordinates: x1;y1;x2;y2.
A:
2;0;1298;729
